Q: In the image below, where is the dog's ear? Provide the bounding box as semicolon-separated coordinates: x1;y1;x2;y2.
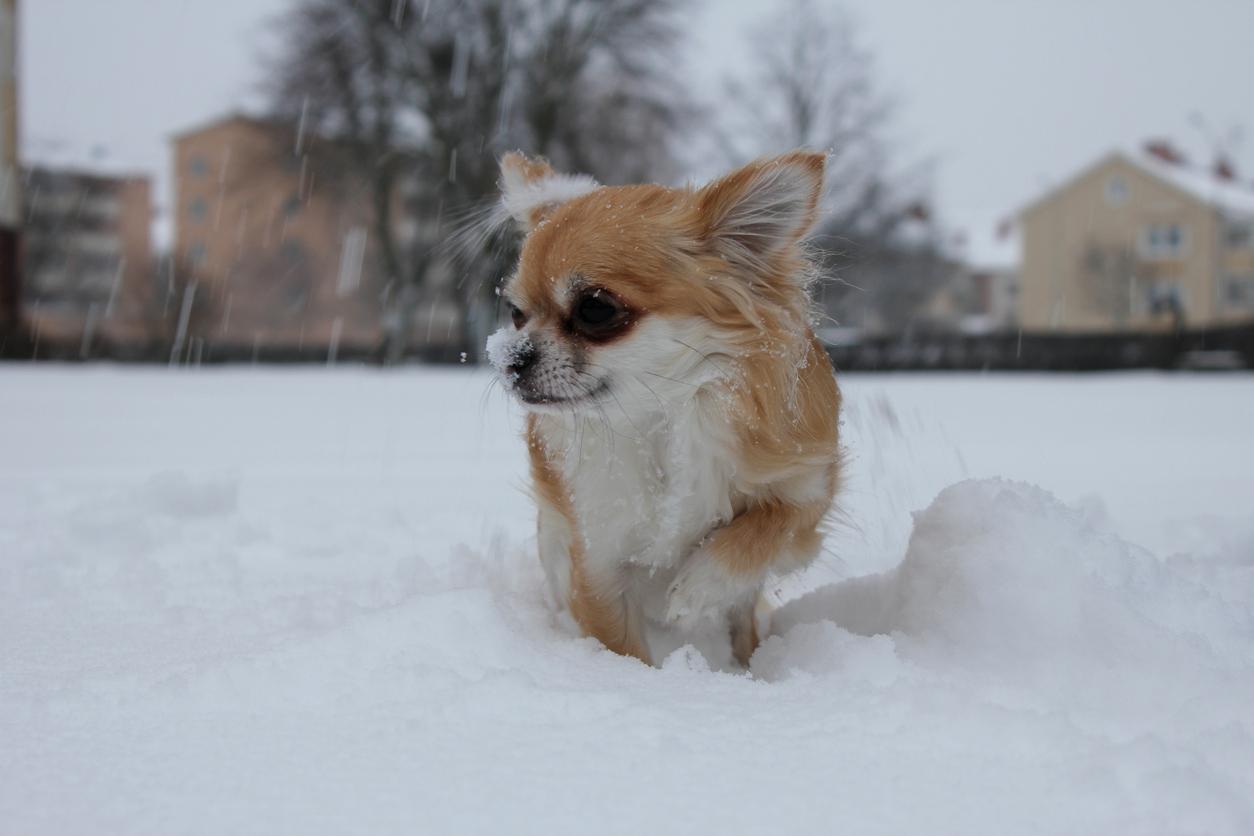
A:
499;151;599;232
695;151;826;271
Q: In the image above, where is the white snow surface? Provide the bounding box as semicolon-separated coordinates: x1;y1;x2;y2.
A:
2;367;1253;835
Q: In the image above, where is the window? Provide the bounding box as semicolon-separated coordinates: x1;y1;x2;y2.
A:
1137;280;1186;319
1105;175;1129;206
1227;222;1254;250
1139;224;1188;260
280;239;307;267
188;155;210;177
1225;276;1254;308
282;282;309;311
187;197;208;223
187;243;207;267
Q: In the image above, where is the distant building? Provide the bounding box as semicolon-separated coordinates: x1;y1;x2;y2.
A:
1019;143;1254;332
0;0;21;326
22;165;154;351
171;113;391;357
942;223;1021;334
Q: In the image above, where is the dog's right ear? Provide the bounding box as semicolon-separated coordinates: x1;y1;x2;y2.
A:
499;151;599;233
695;151;826;274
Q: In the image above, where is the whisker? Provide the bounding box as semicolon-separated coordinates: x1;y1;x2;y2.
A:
604;385;644;439
630;373;666;412
580;361;671;410
642;369;700;389
573;368;643;441
671;337;731;375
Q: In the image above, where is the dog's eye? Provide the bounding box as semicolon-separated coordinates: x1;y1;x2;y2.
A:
510;304;527;329
570;290;628;338
577;296;616;324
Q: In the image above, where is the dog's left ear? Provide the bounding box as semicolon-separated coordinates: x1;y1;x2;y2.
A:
499;151;599;233
695;151;826;270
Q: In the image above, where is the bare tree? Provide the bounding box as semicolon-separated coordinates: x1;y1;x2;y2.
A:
265;0;690;362
724;0;947;334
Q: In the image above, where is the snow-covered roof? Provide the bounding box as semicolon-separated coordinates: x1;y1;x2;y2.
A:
1126;149;1254;216
1021;147;1254;221
23;141;152;182
942;213;1020;271
955;222;1019;271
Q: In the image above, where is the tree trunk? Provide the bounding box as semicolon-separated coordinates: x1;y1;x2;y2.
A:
383;280;421;365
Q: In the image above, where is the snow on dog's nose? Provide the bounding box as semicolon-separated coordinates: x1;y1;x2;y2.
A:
505;341;537;378
486;329;534;383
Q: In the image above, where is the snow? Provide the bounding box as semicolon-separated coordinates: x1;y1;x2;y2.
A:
2;367;1253;835
950;216;1020;271
499;167;600;230
1129;150;1254;217
484;326;530;378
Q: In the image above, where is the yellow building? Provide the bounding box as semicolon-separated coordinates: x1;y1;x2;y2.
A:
1019;144;1254;332
171;114;383;355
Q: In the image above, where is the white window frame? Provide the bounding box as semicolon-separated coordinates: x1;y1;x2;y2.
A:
1138;223;1189;260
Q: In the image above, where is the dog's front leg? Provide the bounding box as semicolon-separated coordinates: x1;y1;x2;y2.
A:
665;495;828;652
569;557;651;665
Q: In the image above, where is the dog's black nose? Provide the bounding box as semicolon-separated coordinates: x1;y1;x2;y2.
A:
506;343;537;377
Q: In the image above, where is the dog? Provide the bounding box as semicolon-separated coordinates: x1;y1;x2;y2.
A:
486;150;842;668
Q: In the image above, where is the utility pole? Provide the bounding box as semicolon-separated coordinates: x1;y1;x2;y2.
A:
0;0;19;328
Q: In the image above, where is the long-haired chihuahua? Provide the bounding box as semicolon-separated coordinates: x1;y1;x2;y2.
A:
487;151;841;668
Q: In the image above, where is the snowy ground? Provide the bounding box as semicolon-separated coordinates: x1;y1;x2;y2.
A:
2;366;1252;835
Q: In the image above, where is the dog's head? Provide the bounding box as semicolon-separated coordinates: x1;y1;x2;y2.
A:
486;150;825;416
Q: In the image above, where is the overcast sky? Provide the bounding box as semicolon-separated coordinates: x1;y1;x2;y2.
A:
24;0;1254;257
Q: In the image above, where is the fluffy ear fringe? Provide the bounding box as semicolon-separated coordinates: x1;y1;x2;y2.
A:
499;151;599;232
696;151;826;273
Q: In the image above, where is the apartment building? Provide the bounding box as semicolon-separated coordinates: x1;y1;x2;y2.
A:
171;114;385;356
22;166;153;349
1019;143;1254;332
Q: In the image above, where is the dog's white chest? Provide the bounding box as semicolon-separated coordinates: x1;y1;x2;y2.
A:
560;401;735;577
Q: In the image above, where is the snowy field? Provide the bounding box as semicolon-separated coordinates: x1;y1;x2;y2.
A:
2;366;1253;835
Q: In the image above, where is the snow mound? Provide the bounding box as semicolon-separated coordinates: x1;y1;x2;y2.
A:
141;471;240;517
765;481;1253;729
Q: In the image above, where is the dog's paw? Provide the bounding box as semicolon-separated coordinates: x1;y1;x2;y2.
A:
665;551;753;633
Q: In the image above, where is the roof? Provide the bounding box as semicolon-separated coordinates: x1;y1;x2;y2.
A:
952;221;1020;271
941;208;1020;271
1126;149;1254;216
24;163;150;187
170;112;295;142
1020;147;1254;220
23;142;152;181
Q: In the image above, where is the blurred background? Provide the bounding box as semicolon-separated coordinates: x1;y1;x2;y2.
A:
3;0;1254;370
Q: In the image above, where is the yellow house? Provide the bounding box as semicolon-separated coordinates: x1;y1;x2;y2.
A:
1019;145;1254;332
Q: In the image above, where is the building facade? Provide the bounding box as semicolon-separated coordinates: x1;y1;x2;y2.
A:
0;0;20;325
171;114;387;357
22;166;154;350
1019;146;1254;332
